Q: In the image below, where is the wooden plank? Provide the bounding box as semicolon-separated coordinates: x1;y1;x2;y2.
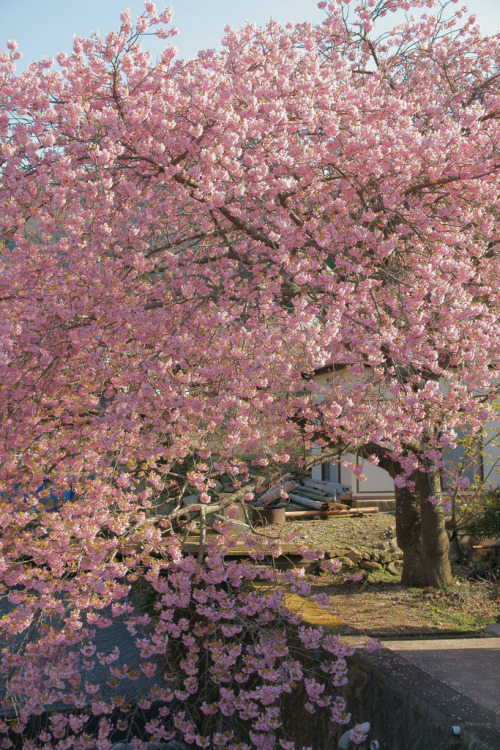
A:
302;478;350;496
285;507;379;520
260;480;298;506
302;478;331;490
294;486;331;500
182;538;303;557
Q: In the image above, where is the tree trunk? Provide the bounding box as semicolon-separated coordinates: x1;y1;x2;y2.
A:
304;442;455;588
395;469;454;588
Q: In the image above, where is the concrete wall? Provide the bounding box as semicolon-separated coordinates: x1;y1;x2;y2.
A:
282;648;500;750
482;421;500;489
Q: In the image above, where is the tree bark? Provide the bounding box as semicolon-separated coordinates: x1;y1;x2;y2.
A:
396;469;455;588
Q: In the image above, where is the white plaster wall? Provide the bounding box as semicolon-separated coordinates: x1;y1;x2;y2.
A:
482;421;500;489
311;370;500;495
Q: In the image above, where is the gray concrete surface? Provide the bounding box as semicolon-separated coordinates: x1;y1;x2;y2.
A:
386;638;500;718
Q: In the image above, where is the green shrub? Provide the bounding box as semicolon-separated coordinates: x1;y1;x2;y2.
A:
461;489;500;540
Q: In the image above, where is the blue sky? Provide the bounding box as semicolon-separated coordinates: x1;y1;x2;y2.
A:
1;0;500;70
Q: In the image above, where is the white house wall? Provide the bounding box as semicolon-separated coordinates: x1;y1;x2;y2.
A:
482;421;500;489
311;370;396;498
311;369;500;497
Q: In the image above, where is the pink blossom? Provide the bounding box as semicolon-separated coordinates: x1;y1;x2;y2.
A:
135;16;148;32
394;474;407;488
120;8;132;26
320;559;342;574
350;725;368;744
364;638;384;652
343;572;363;583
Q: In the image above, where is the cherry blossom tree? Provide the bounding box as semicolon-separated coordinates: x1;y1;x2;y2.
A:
1;0;500;745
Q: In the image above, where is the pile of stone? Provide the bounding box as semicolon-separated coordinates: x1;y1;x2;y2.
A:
327;536;404;577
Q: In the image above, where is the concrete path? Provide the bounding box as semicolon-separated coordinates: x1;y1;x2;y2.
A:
291;592;500;747
274;587;500;723
385;638;500;719
290;587;500;726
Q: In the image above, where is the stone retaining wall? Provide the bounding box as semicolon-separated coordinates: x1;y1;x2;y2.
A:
329;534;404;577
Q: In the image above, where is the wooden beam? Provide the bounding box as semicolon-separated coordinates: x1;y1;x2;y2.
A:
285;507;379;519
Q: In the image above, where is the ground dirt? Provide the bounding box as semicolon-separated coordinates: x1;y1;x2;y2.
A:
259;513;500;638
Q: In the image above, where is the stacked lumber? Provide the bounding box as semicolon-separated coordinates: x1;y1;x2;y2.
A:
285;477;350;511
301;478;351;498
253;476;379;520
260;475;298;506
